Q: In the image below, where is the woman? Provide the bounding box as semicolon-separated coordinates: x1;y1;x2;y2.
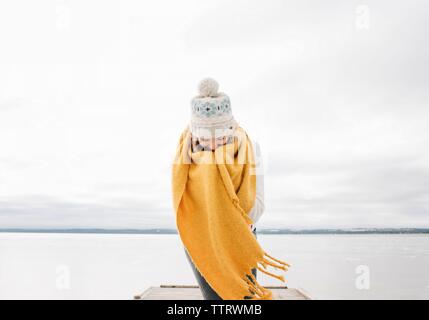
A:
172;78;290;300
184;129;265;300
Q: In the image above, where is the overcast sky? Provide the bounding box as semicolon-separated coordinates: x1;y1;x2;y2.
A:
0;0;428;229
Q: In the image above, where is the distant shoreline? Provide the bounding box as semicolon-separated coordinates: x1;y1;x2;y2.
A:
0;228;428;235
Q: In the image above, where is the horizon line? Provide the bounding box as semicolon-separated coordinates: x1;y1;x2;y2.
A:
1;227;428;235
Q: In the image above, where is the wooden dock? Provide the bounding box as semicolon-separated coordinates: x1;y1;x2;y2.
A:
134;285;312;300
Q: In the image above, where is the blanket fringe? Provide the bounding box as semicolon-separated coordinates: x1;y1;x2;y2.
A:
261;252;290;271
243;274;273;300
243;252;291;300
244;277;265;297
256;266;285;282
264;251;291;267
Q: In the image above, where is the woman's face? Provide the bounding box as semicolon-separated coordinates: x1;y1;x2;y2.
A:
198;136;228;151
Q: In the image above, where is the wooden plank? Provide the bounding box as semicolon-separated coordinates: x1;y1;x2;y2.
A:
296;287;314;300
134;285;311;300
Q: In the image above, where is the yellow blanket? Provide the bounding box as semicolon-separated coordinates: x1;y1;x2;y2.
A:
172;125;290;300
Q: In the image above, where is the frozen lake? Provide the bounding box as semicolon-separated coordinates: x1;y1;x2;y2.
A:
0;233;428;299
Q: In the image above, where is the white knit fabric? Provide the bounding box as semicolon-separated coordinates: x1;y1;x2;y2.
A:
248;139;265;231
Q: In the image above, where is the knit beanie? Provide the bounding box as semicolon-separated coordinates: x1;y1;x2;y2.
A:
190;78;238;139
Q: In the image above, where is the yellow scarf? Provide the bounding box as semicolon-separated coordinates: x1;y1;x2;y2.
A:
172;125;290;300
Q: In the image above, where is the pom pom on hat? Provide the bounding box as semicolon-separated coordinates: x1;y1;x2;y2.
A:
198;77;219;97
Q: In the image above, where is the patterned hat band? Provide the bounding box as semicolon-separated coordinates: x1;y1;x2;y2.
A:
191;93;232;119
190;78;237;139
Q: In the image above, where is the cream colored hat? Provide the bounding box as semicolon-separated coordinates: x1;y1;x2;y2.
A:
190;78;238;139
